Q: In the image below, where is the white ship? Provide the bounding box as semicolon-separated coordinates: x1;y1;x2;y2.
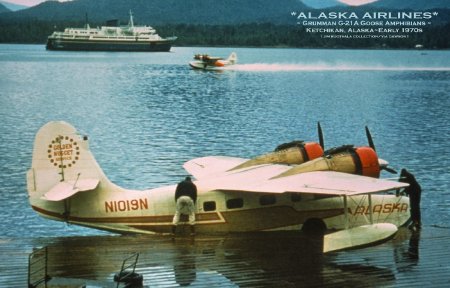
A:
46;11;177;52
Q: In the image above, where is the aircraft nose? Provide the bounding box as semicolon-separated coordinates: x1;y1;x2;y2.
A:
378;158;397;174
378;158;389;168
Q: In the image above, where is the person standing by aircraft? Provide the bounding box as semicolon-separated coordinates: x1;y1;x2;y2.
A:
172;176;197;235
400;169;422;230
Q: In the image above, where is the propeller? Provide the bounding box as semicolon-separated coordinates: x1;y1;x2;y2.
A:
365;126;375;151
318;122;324;150
379;159;398;174
365;126;397;174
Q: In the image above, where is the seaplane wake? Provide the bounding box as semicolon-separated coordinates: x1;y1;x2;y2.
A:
225;63;450;72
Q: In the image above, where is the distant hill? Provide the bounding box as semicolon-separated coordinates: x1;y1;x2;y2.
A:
0;0;308;25
0;1;26;11
0;3;11;13
1;0;449;25
0;0;448;48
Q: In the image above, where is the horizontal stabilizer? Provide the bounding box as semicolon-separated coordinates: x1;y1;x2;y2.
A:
323;223;398;253
183;156;248;179
43;178;99;201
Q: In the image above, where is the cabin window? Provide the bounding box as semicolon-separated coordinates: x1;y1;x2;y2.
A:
226;198;244;209
203;201;216;212
259;195;276;206
290;193;302;202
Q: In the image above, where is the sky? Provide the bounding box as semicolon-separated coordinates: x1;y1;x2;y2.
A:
3;0;69;7
5;0;379;8
339;0;378;6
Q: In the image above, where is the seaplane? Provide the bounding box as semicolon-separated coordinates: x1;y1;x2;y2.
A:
27;121;411;253
189;52;237;70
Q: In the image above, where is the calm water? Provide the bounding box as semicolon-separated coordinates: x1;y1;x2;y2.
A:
0;44;449;238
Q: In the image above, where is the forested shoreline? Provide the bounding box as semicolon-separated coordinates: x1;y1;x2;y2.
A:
1;20;449;49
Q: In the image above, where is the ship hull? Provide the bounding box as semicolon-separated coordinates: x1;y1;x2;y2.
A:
46;38;175;52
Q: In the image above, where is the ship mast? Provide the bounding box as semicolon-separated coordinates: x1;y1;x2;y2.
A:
85;12;90;29
128;10;134;28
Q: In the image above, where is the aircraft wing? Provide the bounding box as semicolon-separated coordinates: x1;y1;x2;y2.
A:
183;156;249;179
43;178;100;201
197;167;408;196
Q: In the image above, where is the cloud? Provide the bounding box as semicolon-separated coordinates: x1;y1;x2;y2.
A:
339;0;378;6
5;0;71;7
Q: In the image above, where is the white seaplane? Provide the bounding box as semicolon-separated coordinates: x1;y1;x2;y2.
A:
27;121;410;253
189;52;237;70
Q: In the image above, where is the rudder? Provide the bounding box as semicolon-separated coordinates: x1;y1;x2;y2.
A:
27;121;108;199
227;52;237;64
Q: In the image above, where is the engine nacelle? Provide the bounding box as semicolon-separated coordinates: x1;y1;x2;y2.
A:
231;141;323;170
274;145;381;178
215;60;225;67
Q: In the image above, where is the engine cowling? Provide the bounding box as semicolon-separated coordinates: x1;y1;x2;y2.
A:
274;145;381;178
353;146;381;178
230;141;324;170
215;60;225;67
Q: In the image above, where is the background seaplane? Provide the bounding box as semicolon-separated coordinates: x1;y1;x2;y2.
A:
27;121;410;253
189;52;237;70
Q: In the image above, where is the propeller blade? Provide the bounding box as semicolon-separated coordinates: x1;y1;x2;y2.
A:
365;126;376;151
378;159;397;174
382;166;398;174
318;122;324;149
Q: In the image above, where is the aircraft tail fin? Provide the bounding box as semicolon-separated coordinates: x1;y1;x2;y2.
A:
27;121;111;201
227;52;237;64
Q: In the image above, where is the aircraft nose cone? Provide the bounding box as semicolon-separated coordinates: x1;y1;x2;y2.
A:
378;158;389;168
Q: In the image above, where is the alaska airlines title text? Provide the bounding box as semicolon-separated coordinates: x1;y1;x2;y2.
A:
291;11;439;40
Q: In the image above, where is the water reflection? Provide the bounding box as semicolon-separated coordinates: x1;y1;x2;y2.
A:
408;230;420;260
174;244;196;286
393;227;421;272
22;233;399;287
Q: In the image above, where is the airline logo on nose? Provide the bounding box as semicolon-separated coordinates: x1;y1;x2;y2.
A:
48;135;80;168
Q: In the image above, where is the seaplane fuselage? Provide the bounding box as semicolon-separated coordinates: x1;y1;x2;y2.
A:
189;52;237;71
28;122;410;251
29;185;409;234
